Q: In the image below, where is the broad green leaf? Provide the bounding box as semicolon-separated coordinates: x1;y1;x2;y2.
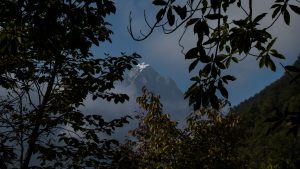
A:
233;19;247;27
267;58;276;71
267;38;277;51
185;47;198;59
216;61;226;69
253;13;267;23
173;5;187;19
185;18;199;27
189;59;199;72
194;20;202;34
222;75;236;81
205;14;223;20
202;63;212;76
225;46;230;53
156;8;165;22
190;76;200;82
289;5;300;15
202;20;210;36
215;54;228;62
202;0;208;14
167;8;175;26
210;94;219;109
272;6;281;18
218;81;228;99
231;57;238;63
211;64;218;78
259;56;265;68
270;49;285;59
283;10;290;25
237;0;242;7
199;52;211;63
271;4;281;9
153;0;167;6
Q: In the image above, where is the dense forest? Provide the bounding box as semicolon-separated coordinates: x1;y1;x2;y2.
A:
235;56;300;169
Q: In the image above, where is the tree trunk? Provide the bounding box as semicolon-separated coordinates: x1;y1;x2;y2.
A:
21;66;57;169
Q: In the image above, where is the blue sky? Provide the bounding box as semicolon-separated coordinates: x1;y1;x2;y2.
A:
94;0;300;106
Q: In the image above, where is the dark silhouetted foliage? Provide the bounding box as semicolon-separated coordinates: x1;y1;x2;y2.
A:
0;0;139;168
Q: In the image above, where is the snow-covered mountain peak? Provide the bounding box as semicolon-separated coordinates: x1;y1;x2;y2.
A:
137;62;149;72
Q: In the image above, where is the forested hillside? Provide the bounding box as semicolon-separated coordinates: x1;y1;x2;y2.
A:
236;57;300;169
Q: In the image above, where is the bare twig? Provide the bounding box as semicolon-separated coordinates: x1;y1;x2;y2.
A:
179;27;188;55
128;0;203;41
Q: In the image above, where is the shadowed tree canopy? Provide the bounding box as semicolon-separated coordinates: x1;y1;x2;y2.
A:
0;0;139;168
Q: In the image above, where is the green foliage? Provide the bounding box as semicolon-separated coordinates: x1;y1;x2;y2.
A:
128;0;300;110
130;87;182;169
112;88;247;169
0;0;140;168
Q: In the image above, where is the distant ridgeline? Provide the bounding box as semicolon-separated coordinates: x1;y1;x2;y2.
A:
235;56;300;169
124;65;190;123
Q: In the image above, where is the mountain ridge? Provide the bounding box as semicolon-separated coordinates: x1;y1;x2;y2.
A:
234;56;300;169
